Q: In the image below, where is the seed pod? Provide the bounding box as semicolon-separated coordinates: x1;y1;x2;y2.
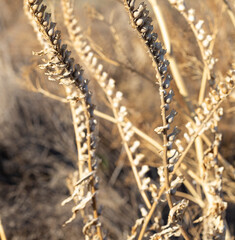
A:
136;18;144;26
210;89;220;102
128;0;136;10
96;64;103;75
140;24;149;33
37;4;46;18
185;122;194;135
196;107;205;121
218;82;228;95
187;9;195;22
166;109;177;124
164;90;174;104
91;57;97;68
100;72;108;83
130;141;140;153
175;140;184;152
195;20;204;30
162;74;172;89
184;133;191;143
32;4;39;13
204;98;213;111
167;127;180;142
225;77;234;89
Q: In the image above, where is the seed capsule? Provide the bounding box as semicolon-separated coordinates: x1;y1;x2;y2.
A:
48;28;54;36
32;4;38;12
136;18;144;26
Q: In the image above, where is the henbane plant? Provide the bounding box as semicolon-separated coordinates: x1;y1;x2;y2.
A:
21;0;235;239
123;0;234;239
24;0;103;238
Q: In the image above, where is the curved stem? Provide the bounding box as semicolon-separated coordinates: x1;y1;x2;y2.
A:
82;99;103;239
138;93;232;239
108;96;152;209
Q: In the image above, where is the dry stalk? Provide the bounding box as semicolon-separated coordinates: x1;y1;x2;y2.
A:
21;0;235;239
223;0;235;28
137;69;234;239
0;218;7;240
123;1;193;239
61;0;159;210
24;0;103;238
148;0;193;111
167;0;217;104
28;82;233;214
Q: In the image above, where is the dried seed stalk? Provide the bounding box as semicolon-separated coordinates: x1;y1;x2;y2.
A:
123;1;192;239
24;0;103;238
167;0;217;104
61;0;155;209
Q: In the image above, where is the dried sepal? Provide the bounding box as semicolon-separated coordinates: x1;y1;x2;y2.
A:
167;199;189;225
128;218;144;240
154;124;169;134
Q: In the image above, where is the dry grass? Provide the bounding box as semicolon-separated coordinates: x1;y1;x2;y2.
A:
0;0;234;239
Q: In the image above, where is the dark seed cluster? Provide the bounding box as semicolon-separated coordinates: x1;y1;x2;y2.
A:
126;0;181;173
26;0;101;235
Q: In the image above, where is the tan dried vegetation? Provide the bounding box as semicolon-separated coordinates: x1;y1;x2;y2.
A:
0;0;235;239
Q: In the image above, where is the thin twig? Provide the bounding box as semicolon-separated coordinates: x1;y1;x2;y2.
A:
0;218;7;240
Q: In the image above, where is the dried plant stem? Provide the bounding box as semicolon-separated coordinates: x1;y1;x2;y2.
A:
0;218;7;240
148;1;207;202
183;111;235;178
34;82;234;192
87;35;153;83
69;100;85;200
61;0;152;209
109;96;152;209
223;0;235;28
201;134;235;179
168;1;211;103
124;1;192;238
65;87;102;238
24;0;103;237
195;137;204;179
138;92;232;239
82;101;103;239
124;0;174;210
161;94;173;208
198;29;217;104
175;169;205;208
68;97;103;240
151;46;175;213
29;83;164;157
198;67;210;104
148;0;191;104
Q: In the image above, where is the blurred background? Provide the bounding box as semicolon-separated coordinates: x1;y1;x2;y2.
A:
0;0;234;239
